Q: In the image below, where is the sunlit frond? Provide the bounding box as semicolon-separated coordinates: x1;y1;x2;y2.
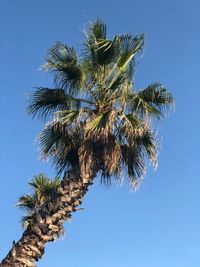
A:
28;173;61;202
84;113;105;134
117;33;144;72
84;109;116;136
56;110;80;124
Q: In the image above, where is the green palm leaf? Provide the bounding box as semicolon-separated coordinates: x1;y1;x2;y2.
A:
28;87;81;121
117;33;144;71
16;195;36;211
84;110;115;135
120;126;157;188
89;18;107;40
43;42;84;94
126;83;173;119
39;122;80;173
126;93;163;119
121;144;146;187
56;110;80;124
138;83;174;109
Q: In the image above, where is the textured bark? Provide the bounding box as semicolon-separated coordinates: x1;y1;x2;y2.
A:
0;168;96;267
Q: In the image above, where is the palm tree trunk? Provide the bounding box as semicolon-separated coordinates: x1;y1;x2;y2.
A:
0;168;96;267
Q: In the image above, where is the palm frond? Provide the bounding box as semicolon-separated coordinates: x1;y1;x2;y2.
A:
117;33;144;71
43;42;84;94
56;110;80;125
16;195;36;211
28;174;61;202
138;83;174;111
43;177;61;196
100;134;122;181
39;122;65;157
39;122;80;174
124;113;142;128
96;37;120;65
108;74;126;91
28;87;81;121
84;113;104;133
89;18;107;40
121;144;146;187
126;92;163;119
126;83;174;119
28;173;49;190
121;124;158;180
83;18;120;68
57;107;96;127
84;110;114;135
134;128;158;164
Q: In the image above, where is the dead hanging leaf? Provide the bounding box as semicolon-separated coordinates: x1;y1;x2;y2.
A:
103;133;121;175
78;140;94;183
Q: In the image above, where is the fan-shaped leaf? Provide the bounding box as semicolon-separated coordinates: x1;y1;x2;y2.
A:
43;42;84;94
117;33;144;71
28;87;81;121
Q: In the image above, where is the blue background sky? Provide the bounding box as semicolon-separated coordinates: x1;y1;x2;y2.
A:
0;0;199;266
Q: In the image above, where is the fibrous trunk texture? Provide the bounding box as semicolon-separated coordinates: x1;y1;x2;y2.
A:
0;169;95;267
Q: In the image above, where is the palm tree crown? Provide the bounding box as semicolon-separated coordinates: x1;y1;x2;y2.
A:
17;174;61;229
28;18;173;188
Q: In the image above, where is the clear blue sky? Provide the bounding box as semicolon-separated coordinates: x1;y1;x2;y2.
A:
0;0;199;266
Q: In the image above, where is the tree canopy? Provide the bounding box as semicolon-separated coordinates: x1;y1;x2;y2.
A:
28;18;173;188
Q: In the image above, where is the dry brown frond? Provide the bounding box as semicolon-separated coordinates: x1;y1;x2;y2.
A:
103;133;121;175
78;140;94;183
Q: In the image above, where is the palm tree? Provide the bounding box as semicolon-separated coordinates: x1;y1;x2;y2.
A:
1;18;173;266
